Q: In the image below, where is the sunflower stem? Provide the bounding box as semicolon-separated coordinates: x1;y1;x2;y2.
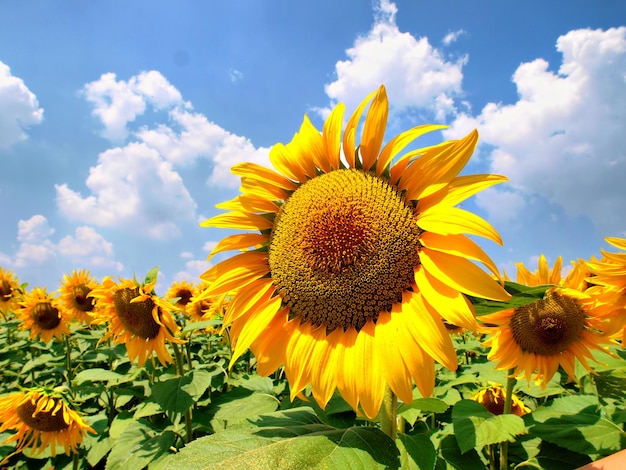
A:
499;369;516;470
380;385;397;440
65;335;74;392
172;342;193;444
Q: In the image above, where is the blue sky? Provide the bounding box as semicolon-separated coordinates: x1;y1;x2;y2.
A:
1;0;625;293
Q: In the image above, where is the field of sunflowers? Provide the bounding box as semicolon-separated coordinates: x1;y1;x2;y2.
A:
1;86;625;469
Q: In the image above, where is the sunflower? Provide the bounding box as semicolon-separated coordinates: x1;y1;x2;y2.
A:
199;86;510;417
0;266;21;319
472;386;530;416
0;389;95;458
480;256;612;387
59;269;98;325
584;237;626;343
17;287;72;344
89;277;185;367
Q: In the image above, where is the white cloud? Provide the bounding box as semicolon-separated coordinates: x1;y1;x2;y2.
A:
55;142;196;238
323;0;465;120
442;29;465;46
173;259;212;283
0;61;44;150
82;71;186;141
447;27;626;236
57;226;123;271
18;214;54;243
229;69;244;83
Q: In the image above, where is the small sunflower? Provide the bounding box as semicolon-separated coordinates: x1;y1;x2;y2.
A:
481;256;612;387
583;238;626;343
59;269;98;325
0;266;21;318
17;287;72;344
90;277;185;367
472;386;530;416
166;280;198;317
0;389;95;458
199;85;511;418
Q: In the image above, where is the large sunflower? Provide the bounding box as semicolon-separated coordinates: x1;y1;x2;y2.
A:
0;389;95;458
200;85;510;418
480;256;612;387
0;266;21;318
584;237;626;343
59;269;98;325
17;287;72;344
90;277;185;367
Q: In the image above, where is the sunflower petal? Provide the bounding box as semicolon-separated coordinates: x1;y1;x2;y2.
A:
417;206;503;245
343;90;377;167
231;162;298;190
355;321;386;419
207;233;269;260
200;252;270;296
269;142;307;182
360;86;388;172
418;174;508;212
323;103;345;171
201;211;273;231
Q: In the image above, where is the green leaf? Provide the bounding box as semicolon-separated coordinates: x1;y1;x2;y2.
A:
143;266;160;286
526;395;626;455
182;319;222;333
472;282;552;316
151;370;213;419
398;398;449;426
209;387;279;431
163;425;400;469
74;368;125;385
516;441;591;470
438;434;486;470
396;433;437;470
452;400;526;453
105;419;175;470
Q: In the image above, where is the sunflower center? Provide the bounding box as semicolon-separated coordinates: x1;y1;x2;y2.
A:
72;285;95;312
509;291;586;355
175;288;193;306
113;288;161;339
1;280;12;301
17;398;69;432
269;169;421;331
32;302;61;330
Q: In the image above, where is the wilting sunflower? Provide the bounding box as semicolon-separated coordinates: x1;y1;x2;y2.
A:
0;266;21;318
59;269;98;325
472;386;530;416
481;256;612;387
584;237;626;343
199;85;511;418
90;277;185;367
17;287;72;344
0;389;95;458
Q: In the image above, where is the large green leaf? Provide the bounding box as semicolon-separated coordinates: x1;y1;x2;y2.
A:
105;419;175;470
209;387;280;431
398;398;449;425
437;434;486;470
151;369;213;419
471;282;552;316
396;433;437;470
452;400;526;453
74;368;125;385
164;425;400;469
526;395;626;455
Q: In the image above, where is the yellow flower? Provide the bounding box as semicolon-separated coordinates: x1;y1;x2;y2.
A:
0;389;95;458
17;287;72;343
584;237;626;344
0;266;21;318
90;277;185;367
200;85;510;418
59;269;98;325
473;386;530;416
481;256;612;387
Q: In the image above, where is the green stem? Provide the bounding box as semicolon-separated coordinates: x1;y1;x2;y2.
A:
172;342;193;444
65;335;74;392
380;385;397;440
499;369;516;470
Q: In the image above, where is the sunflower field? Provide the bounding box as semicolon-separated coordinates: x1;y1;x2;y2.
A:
1;86;626;470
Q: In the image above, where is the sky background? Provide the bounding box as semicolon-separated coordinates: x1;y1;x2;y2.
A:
1;0;625;294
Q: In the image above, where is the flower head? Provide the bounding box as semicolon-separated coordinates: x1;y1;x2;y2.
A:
17;287;72;343
481;256;613;387
473;386;530;416
0;389;95;458
200;85;510;418
0;266;21;318
59;269;98;325
90;277;185;366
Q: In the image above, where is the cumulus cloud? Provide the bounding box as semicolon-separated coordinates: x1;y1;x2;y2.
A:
323;0;465;120
55;142;196;238
447;27;626;236
173;258;212;283
442;29;465;46
82;70;186;141
0;215;122;272
0;61;44;150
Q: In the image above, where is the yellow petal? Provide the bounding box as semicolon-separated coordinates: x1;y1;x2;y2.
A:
298;115;327;173
337;327;361;413
418;174;508;213
323;103;345;171
395;317;435;397
343;90;377;168
417;206;503;245
269;142;307;182
221;278;276;327
285;320;318;400
360;86;388;172
376;124;447;176
390;142;448;186
252;311;289;376
207;233;269;261
310;327;342;408
356;321;386;419
549;256;563;285
200;252;269;296
201;211;273;231
420;247;511;301
606;237;626;250
241;176;287;201
232;162;298;190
